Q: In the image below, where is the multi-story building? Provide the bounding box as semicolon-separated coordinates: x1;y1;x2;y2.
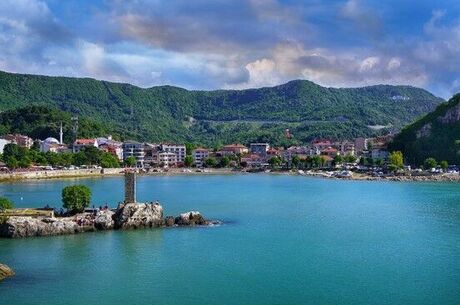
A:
354;137;368;154
158;151;177;167
73;138;99;153
143;143;160;167
250;143;269;157
321;147;339;157
98;136;123;161
1;134;34;149
312;139;332;151
339;141;355;156
122;141;145;167
192;148;209;167
218;144;248;156
160;144;186;164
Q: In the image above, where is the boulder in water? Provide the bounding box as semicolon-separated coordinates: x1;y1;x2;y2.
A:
175;211;208;226
0;263;14;281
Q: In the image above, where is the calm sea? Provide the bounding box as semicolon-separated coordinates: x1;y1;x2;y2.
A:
0;175;459;305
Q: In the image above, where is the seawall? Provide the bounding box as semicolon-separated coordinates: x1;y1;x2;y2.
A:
0;168;123;181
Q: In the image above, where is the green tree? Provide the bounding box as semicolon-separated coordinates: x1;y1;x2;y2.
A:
344;154;357;163
101;153;120;168
72;152;88;166
268;156;282;168
440;160;448;171
219;156;230;167
82;146;102;165
423;157;437;169
184;155;194;167
204;157;217;168
291;155;300;168
0;197;13;211
389;151;404;170
5;156;18;169
185;143;195;156
62;185;91;214
124;156;137;167
333;155;343;167
18;155;32;168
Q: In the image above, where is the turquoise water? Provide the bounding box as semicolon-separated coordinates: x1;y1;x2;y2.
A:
0;175;459;305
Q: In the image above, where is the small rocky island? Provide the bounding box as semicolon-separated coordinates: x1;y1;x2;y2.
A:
0;171;218;238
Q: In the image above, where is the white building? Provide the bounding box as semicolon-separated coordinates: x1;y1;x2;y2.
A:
158;151;177;167
160;144;186;163
192;148;209;167
0;139;11;154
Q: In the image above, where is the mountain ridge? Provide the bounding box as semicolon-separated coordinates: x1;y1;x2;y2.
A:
0;70;445;146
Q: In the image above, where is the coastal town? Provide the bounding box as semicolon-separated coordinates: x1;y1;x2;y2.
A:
0;127;458;181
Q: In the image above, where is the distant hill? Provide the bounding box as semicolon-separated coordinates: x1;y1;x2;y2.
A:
389;94;460;165
0;70;444;146
0;106;112;143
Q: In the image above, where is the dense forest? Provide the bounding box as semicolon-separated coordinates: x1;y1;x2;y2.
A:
0;70;444;146
389;94;460;165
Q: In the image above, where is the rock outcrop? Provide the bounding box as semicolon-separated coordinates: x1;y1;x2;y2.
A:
113;202;163;229
0;216;94;238
174;211;209;226
0;202;218;238
94;210;115;230
0;263;15;281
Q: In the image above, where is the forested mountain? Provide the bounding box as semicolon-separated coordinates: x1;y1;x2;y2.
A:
389;94;460;165
0;70;444;146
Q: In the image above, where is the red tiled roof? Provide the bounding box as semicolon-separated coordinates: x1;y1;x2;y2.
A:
74;139;95;145
223;144;247;149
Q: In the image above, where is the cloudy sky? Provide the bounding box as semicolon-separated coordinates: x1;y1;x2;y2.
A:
0;0;459;98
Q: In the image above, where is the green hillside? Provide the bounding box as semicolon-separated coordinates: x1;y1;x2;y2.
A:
389;94;460;165
0;70;444;146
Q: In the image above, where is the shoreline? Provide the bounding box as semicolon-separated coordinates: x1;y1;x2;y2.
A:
0;167;458;183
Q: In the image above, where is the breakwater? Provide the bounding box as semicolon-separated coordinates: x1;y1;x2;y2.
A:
0;168;122;181
0;202;217;238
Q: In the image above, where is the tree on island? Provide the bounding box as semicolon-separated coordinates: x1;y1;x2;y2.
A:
388;151;404;172
124;156;137;167
0;197;13;211
423;158;437;170
0;197;13;224
184;155;194;167
62;185;91;214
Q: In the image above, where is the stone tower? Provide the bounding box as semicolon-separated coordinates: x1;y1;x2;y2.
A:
124;171;136;203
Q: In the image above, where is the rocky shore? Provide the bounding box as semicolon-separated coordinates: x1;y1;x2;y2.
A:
0;202;219;238
0;263;14;281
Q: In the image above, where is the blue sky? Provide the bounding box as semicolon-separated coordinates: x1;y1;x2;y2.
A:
0;0;459;98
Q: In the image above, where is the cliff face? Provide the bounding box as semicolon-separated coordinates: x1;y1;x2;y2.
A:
389;94;460;165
